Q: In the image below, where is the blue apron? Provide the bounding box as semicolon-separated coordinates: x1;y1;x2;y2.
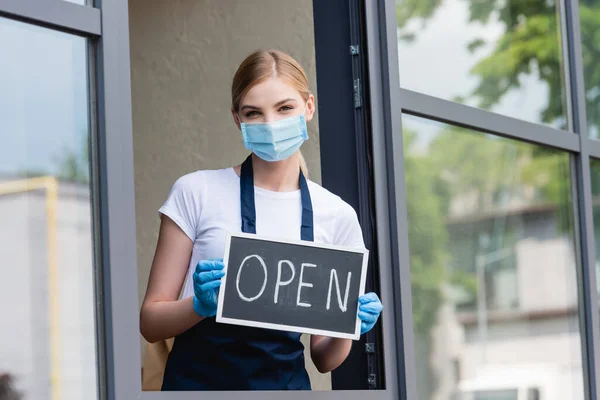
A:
161;156;314;391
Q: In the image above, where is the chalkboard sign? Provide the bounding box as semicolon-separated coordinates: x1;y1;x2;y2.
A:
216;232;369;340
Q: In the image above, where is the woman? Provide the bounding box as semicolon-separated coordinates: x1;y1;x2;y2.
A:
140;49;383;391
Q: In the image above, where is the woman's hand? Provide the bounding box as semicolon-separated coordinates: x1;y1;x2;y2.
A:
310;293;383;373
358;293;383;335
140;215;208;343
192;258;225;317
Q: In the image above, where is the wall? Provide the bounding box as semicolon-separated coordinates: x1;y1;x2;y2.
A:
128;0;329;390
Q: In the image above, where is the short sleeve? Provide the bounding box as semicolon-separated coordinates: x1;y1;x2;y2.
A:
333;202;366;250
158;172;204;242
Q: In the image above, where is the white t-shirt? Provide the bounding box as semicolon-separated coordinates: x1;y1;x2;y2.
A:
159;167;366;299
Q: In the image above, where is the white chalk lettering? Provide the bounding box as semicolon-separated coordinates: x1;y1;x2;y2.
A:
236;255;267;302
274;260;296;304
326;269;352;312
297;263;316;308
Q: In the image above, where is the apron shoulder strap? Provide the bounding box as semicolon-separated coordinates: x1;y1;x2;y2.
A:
240;156;257;234
240;155;313;241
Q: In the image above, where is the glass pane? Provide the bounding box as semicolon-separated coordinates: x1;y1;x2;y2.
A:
590;159;600;294
581;0;600;138
396;0;568;129
403;115;584;400
0;17;98;400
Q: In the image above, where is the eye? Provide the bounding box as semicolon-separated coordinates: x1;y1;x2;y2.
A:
245;110;261;118
279;105;294;112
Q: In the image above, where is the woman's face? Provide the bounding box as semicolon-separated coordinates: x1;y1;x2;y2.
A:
233;77;315;127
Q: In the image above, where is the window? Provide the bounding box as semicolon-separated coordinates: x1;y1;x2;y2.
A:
0;17;98;400
396;0;568;129
402;114;584;400
579;0;600;138
590;158;600;294
131;0;387;393
6;0;600;398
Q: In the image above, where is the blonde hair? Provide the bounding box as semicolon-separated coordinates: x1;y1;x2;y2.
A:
232;49;310;177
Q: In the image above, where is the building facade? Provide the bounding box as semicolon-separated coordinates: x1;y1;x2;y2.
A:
1;0;600;399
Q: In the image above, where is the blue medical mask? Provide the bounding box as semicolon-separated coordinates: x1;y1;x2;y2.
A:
240;107;309;162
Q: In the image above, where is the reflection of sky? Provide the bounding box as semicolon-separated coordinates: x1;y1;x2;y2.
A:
0;17;88;177
398;0;561;147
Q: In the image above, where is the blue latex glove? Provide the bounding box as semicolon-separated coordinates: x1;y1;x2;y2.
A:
192;258;225;317
358;292;383;335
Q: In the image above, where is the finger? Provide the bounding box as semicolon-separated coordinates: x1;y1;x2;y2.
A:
358;292;380;304
358;311;377;324
195;261;207;273
359;302;383;314
196;270;225;284
194;270;224;285
361;321;371;334
197;260;225;272
206;258;224;269
199;279;221;292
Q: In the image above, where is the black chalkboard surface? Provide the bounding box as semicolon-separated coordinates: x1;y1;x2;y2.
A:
216;232;369;340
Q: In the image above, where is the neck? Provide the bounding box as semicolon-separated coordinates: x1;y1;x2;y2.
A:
248;153;301;192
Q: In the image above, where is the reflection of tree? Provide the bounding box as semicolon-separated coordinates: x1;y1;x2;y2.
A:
429;127;571;213
430;127;573;306
54;136;89;184
580;4;600;135
404;131;555;330
590;161;600;278
397;0;600;131
403;122;572;397
398;0;591;394
404;129;448;399
404;131;448;337
0;373;22;400
19;135;89;185
428;129;522;211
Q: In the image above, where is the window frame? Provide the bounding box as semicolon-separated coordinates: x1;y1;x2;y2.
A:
371;0;600;398
1;0;404;399
101;0;405;397
0;0;105;398
0;0;100;35
3;0;600;399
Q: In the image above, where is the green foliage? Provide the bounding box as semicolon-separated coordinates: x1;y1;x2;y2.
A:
397;0;596;395
54;135;90;184
0;373;22;400
470;13;565;126
428;127;523;210
16;135;90;184
404;124;572;335
396;0;443;30
580;3;600;135
403;131;448;336
396;0;600;132
449;269;478;299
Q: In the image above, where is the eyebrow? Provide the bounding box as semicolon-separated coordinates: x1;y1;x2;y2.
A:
240;98;297;111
